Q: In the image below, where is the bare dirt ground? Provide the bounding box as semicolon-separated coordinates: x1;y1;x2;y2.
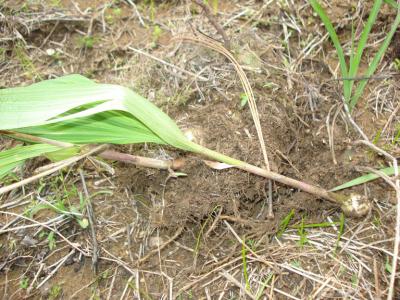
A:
0;0;399;299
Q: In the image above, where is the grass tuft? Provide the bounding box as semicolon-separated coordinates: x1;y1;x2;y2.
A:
310;0;400;111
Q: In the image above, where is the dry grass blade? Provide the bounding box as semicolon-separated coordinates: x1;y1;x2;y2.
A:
176;35;270;171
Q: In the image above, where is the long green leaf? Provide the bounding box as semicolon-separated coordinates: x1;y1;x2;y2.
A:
330;166;399;191
350;8;400;109
384;0;400;9
0;161;23;180
0;75;243;171
347;0;382;99
310;0;350;101
17;111;166;145
0;75;115;129
0;75;192;150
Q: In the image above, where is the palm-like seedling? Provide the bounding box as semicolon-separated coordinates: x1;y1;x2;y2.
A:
0;75;370;216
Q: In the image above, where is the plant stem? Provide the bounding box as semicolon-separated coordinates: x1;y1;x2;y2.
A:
193;143;371;217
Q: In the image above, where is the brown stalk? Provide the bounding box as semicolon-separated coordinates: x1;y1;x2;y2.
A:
199;146;371;217
191;0;231;49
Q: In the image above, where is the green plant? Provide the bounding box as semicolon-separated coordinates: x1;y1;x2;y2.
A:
241;239;250;291
50;0;61;7
49;284;62;300
20;277;29;289
14;42;40;79
385;256;393;273
47;231;56;250
240;92;248;108
297;216;309;247
394;58;400;71
310;0;400;111
79;36;98;49
106;7;122;24
0;75;370;216
255;274;273;300
0;48;6;62
204;0;218;13
331;166;399;191
277;209;294;237
24;176;89;229
335;213;345;252
151;25;162;48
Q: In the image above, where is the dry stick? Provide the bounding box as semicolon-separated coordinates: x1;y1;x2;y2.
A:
192;0;231;50
106;267;119;300
36;249;76;289
176;35;274;218
79;169;99;274
137;227;184;265
0;211;86;255
381;101;400;135
128;46;208;81
344;99;399;299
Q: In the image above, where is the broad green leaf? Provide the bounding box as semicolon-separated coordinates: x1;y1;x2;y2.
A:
0;75;243;170
330;166;399;191
0;74;197;151
18;111;166;145
0;75;118;129
0;144;63;180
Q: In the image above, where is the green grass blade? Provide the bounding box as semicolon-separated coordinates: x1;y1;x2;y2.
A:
241;240;250;291
349;9;400;109
348;0;383;101
310;0;350;101
384;0;400;9
277;209;295;237
330;166;399;191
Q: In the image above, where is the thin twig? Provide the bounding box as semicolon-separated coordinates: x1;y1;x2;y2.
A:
128;46;208;81
137;227;183;265
36;249;76;289
192;0;231;49
79;169;99;274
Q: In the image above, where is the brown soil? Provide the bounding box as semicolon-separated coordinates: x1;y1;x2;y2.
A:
0;0;399;299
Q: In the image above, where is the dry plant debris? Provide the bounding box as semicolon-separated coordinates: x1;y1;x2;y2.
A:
0;0;399;299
